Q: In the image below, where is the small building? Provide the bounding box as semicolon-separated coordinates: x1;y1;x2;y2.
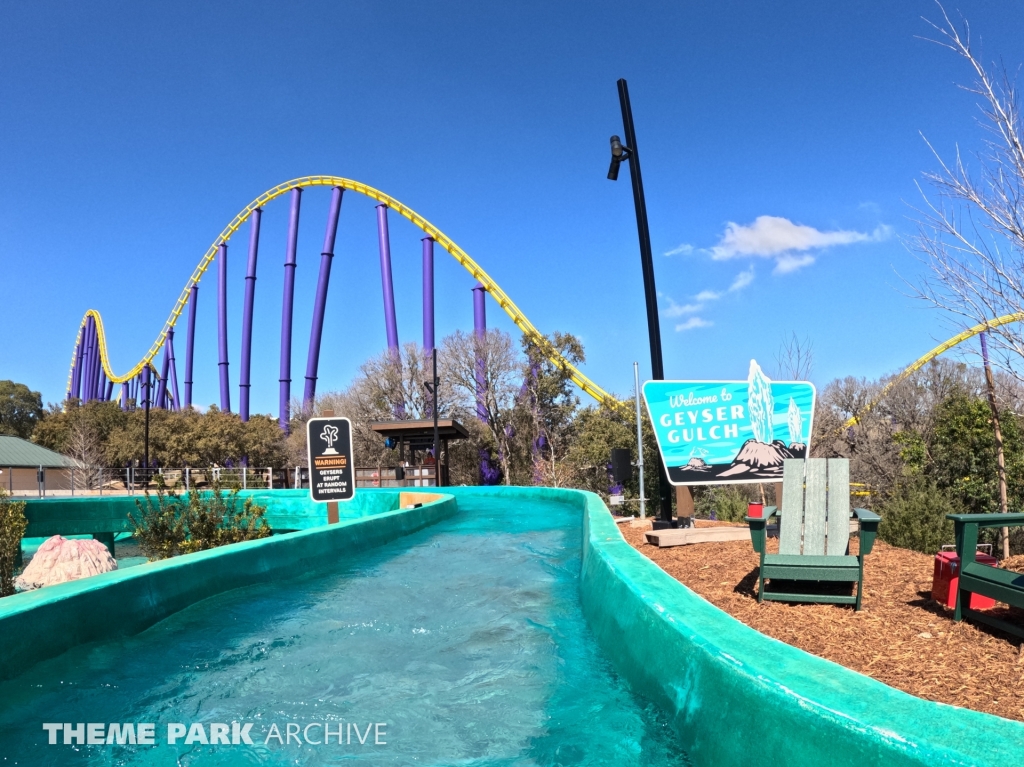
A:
367;419;470;487
0;436;77;496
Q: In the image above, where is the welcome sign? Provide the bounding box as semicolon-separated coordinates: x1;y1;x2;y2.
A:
643;361;815;486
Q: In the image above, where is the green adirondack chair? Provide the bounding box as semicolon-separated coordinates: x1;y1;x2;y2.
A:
947;512;1024;640
745;458;880;610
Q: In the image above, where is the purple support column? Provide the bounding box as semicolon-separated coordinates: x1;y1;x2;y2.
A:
81;320;91;401
105;379;114;401
120;382;130;411
239;209;262;422
79;327;90;401
303;187;344;408
376;205;400;354
71;331;85;400
92;338;103;401
279;188;302;431
473;282;487;421
422;237;435;355
184;284;198;409
156;335;171;408
83;317;95;401
166;327;180;411
217;243;231;412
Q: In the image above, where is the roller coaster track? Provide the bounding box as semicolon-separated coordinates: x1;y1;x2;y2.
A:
67;175;616;406
842;312;1024;428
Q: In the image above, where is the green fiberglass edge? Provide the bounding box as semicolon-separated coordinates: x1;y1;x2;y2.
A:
19;488;400;539
574;487;1024;766
0;489;457;682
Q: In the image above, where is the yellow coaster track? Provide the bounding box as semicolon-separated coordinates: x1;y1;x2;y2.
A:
67;176;616;406
842;312;1024;428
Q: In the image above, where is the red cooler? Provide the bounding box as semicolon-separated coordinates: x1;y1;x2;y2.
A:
932;544;997;610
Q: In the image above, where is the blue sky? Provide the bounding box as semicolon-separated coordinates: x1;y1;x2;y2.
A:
2;1;1023;414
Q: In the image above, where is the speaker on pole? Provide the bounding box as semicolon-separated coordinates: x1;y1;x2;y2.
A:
610;448;633;484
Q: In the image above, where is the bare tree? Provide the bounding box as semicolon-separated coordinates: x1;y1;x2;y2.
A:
66;413;104;490
913;6;1024;380
912;5;1024;555
441;329;524;484
288;342;466;471
773;332;814;381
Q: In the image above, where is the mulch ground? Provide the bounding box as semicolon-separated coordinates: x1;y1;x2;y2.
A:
619;519;1024;722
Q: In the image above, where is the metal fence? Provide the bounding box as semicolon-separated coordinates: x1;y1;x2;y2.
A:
3;464;441;497
2;467;280;498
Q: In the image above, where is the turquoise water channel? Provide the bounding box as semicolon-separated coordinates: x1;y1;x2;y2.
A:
0;495;688;766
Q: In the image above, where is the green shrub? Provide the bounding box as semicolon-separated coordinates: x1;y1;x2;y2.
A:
694;484;752;522
129;479;271;560
878;480;959;555
0;490;27;597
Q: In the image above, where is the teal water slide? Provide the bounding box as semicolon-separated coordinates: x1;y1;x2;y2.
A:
1;487;1021;765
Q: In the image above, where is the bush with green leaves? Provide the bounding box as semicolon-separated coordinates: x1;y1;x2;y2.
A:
0;490;27;597
878;479;960;555
129;479;270;560
694;484;754;522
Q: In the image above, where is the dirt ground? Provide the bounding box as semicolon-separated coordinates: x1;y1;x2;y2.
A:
619;518;1024;722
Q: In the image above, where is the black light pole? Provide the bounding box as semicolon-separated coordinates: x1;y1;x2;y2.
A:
608;77;674;526
425;350;441;486
143;366;151;473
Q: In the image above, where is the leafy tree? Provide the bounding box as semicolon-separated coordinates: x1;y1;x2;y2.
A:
0;490;27;597
515;332;584;486
567;394;660;513
927;392;1024;517
0;380;44;439
694;485;753;523
103;406;287;468
878;479;960;555
32;400;126;460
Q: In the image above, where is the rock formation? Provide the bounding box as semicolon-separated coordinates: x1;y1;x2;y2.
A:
15;535;117;592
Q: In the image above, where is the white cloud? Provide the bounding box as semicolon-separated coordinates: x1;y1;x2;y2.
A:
662;296;703;317
708;216;889;272
773;254;816;274
729;267;755;292
675;317;712;331
695;289;721;302
664;243;694;256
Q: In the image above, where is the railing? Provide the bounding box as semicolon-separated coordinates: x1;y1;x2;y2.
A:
2;467;279;497
355;465;437;488
3;464;443;497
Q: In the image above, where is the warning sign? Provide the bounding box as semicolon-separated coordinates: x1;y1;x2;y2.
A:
306;416;355;503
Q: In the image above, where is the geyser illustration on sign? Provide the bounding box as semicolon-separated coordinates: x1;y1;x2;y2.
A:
642;361;815;486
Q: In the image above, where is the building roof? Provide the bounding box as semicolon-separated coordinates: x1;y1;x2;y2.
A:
370;419;470;441
0;436;77;468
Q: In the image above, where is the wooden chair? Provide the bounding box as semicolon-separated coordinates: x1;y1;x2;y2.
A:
947;512;1024;639
745;458;880;610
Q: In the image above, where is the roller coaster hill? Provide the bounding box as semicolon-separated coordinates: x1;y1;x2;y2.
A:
64;175;1016;446
65;176;617;438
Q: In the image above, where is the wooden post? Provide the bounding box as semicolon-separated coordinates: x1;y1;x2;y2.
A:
322;409;340;524
675;485;694;526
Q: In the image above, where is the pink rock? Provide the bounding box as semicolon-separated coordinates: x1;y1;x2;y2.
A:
15;535;117;592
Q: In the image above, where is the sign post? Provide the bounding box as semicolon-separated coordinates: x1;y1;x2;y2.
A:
306;415;355;523
642;362;815;487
